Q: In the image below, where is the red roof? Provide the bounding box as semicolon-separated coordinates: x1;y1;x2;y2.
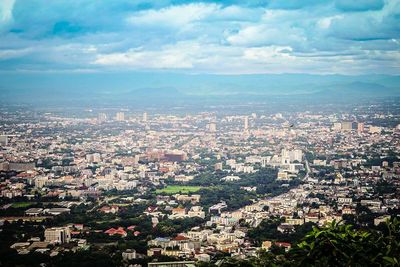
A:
104;227;127;236
173;235;189;241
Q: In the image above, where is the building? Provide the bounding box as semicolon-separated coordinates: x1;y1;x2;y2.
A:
244;116;249;131
35;176;49;188
44;227;71;244
115;112;125;121
164;151;187;162
8;162;35;171
122;249;137;260
281;149;303;163
332;122;342;131
148;261;196;267
143;112;148;122
341;121;357;131
357;122;365;132
214;162;223;171
98;113;107;122
369;126;382;134
0;135;8;146
209;122;216;132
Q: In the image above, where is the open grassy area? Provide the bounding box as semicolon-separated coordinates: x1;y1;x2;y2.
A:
11;202;36;208
155;185;203;194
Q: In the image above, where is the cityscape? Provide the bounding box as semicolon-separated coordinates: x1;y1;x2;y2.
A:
0;99;399;266
1;0;400;266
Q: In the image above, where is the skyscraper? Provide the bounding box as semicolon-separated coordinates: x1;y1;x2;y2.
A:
143;112;148;122
357;122;365;133
98;113;107;122
116;112;125;121
244;116;249;131
209;122;216;133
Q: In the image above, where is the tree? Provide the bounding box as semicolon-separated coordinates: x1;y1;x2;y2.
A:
289;219;400;267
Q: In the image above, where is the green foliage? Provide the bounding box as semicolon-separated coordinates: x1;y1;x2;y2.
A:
220;219;400;267
154;217;205;237
290;219;400;267
155;185;203;194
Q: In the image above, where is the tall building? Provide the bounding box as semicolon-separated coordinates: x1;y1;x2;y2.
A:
332;122;342;131
143;112;148;122
98;113;107;122
45;227;71;244
115;112;125;121
0;135;8;146
341;121;357;131
209;122;216;133
357;122;365;133
244;116;249;131
281;149;303;163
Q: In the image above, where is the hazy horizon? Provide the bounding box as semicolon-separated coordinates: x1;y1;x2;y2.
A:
1;0;400;98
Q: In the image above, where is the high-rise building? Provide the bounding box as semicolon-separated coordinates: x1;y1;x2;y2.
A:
0;135;8;146
143;112;148;122
45;227;71;244
244;116;249;131
115;112;125;121
332;122;342;131
357;122;365;133
209;122;216;132
341;121;356;131
281;149;303;163
98;113;107;122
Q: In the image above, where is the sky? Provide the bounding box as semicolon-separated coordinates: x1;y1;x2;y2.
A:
0;0;399;77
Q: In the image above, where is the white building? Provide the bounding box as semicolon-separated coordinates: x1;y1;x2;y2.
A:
44;227;71;244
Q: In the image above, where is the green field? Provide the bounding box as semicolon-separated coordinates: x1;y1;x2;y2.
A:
11;202;36;208
155;185;203;194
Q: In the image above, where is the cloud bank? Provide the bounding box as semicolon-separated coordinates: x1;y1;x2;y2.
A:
0;0;399;75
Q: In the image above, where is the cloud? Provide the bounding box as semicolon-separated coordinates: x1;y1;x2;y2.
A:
335;0;385;12
127;3;220;28
266;0;330;10
94;44;196;69
0;0;15;26
0;47;32;59
0;0;399;75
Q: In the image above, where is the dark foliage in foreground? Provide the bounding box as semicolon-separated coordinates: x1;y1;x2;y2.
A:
203;219;400;267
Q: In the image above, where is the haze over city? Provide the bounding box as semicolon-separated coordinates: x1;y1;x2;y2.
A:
0;1;400;267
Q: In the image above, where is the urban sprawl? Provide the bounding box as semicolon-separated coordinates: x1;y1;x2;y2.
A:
0;104;399;266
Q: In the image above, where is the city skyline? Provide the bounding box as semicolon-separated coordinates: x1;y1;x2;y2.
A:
0;1;400;266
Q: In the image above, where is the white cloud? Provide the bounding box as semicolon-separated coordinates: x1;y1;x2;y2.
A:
93;43;198;69
0;47;32;59
0;0;15;23
0;0;399;75
317;15;343;29
127;3;220;28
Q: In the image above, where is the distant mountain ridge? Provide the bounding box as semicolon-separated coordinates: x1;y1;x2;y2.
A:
0;73;399;105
